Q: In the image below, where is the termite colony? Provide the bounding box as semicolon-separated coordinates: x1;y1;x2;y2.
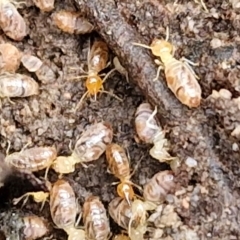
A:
0;0;207;239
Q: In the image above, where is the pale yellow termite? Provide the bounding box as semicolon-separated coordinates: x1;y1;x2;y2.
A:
133;28;201;108
33;0;55;12
0;73;39;99
70;39;122;110
52;10;94;34
135;103;177;162
83;196;111;240
0;0;27;41
52;122;113;175
0;43;22;73
105;143;141;204
143;170;176;203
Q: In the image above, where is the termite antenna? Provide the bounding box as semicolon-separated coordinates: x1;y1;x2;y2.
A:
132;42;152;49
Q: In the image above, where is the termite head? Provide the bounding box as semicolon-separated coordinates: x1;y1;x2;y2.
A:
51;156;76;174
150;39;173;57
117;182;135;205
86;74;103;101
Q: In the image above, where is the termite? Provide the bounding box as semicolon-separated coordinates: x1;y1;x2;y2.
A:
70;39;122;110
143;170;176;203
83;196;111;240
133;27;201;108
52;10;94;34
135;103;177;163
108;197;156;240
105;143;142;204
52;122;113;175
0;0;27;41
0;73;39;99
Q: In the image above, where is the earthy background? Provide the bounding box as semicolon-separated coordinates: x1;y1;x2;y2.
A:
0;0;240;239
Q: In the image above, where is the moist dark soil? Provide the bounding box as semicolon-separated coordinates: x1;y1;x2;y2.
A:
0;0;240;239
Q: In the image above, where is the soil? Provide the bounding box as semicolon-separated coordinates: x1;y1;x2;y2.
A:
0;0;240;239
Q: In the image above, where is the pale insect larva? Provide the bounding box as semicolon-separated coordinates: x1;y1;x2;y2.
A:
52;122;113;175
143;170;176;203
0;0;27;41
83;196;111;240
0;43;22;73
0;73;39;98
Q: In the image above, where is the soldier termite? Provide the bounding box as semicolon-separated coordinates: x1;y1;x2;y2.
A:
0;209;49;240
108;197;156;240
83;196;111;240
50;179;83;240
70;39;122;110
0;73;39;99
52;10;94;34
105;143;142;205
0;0;27;41
133;27;202;108
33;0;54;12
52;122;113;175
0;43;22;73
143;170;176;204
135;103;177;163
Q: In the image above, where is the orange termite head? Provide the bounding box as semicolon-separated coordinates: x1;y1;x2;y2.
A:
86;75;103;100
150;39;173;57
117;182;135;205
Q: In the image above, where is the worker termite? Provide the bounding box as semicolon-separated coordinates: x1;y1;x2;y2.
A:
70;39;122;110
5;146;57;176
108;197;156;240
0;209;49;240
21;54;43;72
133;27;201;108
143;170;176;203
33;0;54;12
135;103;176;163
0;73;39;99
0;43;22;73
105;143;141;204
52;122;113;175
52;10;94;34
0;0;27;41
50;179;82;240
83;196;111;240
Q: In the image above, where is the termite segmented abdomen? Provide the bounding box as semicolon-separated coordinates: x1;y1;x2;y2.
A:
4;147;57;172
73;122;113;163
135;103;161;144
143;170;176;203
165;59;201;108
0;73;39;98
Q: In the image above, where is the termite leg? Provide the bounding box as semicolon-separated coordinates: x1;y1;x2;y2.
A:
146;105;159;130
74;90;89;111
153;60;163;81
